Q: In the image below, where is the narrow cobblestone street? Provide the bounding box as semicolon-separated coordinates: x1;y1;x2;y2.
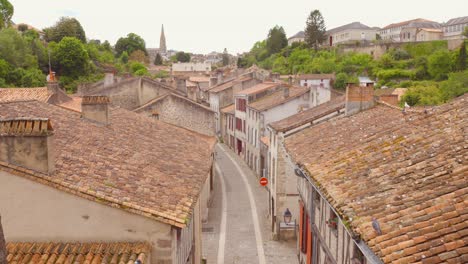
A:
202;144;297;264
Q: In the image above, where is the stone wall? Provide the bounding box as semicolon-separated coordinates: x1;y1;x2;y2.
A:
136;94;216;137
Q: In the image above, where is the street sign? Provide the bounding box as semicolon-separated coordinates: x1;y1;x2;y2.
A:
260;177;268;186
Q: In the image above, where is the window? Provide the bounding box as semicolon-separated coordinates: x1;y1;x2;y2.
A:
236;118;242;131
237;98;246;112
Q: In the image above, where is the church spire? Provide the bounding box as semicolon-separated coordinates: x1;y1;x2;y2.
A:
159;24;167;53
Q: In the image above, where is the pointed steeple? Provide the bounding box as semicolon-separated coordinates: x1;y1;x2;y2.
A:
159;24;167;53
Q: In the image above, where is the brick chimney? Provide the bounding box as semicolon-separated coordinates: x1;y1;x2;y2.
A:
81;96;110;125
47;81;60;95
283;86;290;98
345;83;375;116
0;118;55;174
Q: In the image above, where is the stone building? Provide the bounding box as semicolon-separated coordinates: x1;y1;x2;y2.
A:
379;18;435;42
443;16;468;40
266;96;346;239
172;63;211;74
0;97;215;264
326;22;378;46
288;31;305;46
285;87;467;264
134;93;216;137
399;20;442;42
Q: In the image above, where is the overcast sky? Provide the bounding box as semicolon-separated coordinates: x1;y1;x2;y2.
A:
9;0;468;54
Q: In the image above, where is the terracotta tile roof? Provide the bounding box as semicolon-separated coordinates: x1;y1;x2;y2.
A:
235;82;279;96
134;93;214;113
248;86;309;111
221;104;235;114
297;74;335;80
189;76;210;83
209;80;235;93
382;18;432;29
186;80;197;88
6;242;150;264
285;94;468;263
0;88;50;103
56;97;83;113
260;136;270;147
269;96;345;132
0;100;215;227
419;28;443;33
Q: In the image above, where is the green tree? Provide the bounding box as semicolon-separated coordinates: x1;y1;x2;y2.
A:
20;68;46;87
129;50;148;63
120;51;129;64
154;53;163;65
44;17;86;43
456;42;467;71
401;85;443;106
440;70;468;101
0;0;13;29
463;27;468;38
175;51;191;62
115;33;147;57
54;37;90;78
0;58;10;80
0;28;36;68
305;10;326;50
428;50;453;80
266;26;288;55
334;72;349;90
222;48;229;66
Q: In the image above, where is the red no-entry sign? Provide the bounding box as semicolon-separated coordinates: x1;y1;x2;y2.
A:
260;177;268;186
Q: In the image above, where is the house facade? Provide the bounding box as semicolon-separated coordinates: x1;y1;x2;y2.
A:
379;18;434;42
326;22;378;46
399;20;441;42
172;62;211;74
288;31;305;46
0;96;216;264
443;16;468;40
285;86;467;264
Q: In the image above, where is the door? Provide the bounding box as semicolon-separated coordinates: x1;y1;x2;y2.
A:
237;139;243;155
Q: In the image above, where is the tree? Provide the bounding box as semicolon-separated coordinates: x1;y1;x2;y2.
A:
0;28;36;68
0;215;6;264
119;51;129;64
427;50;453;80
0;0;13;29
266;26;288;55
222;48;229;66
456;42;467;71
305;10;326;50
129;50;147;63
115;33;147;57
463;27;468;38
175;51;190;62
44;17;86;43
334;72;349;90
154;53;163;65
54;37;90;78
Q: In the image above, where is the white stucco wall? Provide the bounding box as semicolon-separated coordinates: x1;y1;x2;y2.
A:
0;171;176;264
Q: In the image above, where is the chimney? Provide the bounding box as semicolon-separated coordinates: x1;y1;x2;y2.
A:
104;71;115;87
175;77;187;94
47;81;60;95
81;96;110;125
217;71;224;84
0;118;55;174
345;83;375;116
288;76;293;85
210;76;218;87
283;86;290;98
379;94;399;106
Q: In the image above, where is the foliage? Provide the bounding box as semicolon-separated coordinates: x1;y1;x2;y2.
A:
456;42;467;71
401;85;443;106
266;26;288;55
129;50;148;63
59;73;103;93
463;27;468;38
54;37;90;78
115;33;147;57
0;0;13;29
119;51;129;64
154;53;163;65
0;58;9;79
334;72;349;90
0;28;36;68
129;61;146;74
403;41;446;58
44;17;86;43
427;50;453;80
305;10;326;50
154;70;169;78
439;70;468;101
175;51;191;62
86;40;115;65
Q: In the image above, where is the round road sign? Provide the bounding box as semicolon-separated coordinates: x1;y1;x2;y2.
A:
260;177;268;186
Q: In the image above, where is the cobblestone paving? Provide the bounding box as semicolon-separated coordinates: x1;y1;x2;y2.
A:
202;144;297;264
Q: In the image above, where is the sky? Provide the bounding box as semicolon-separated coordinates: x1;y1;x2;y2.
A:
9;0;468;54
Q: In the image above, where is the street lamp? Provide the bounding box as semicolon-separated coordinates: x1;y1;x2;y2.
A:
283;208;292;224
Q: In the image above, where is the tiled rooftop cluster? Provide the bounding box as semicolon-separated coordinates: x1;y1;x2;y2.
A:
0;118;53;136
249;86;309;111
0;100;215;227
285;94;467;263
0;88;50;103
6;242;150;264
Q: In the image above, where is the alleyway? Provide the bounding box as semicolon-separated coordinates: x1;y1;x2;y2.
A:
202;144;297;264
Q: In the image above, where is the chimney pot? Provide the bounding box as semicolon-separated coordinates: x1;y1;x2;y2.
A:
81;96;111;125
47;81;60;95
0;118;55;174
283;86;290;98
